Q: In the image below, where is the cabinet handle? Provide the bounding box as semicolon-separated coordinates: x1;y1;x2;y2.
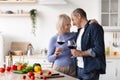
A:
115;68;118;77
107;61;112;63
43;60;46;62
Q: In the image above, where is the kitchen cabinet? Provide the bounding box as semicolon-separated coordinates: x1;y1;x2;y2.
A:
116;60;120;80
100;59;116;80
101;0;118;27
101;0;120;31
5;55;52;69
100;59;120;80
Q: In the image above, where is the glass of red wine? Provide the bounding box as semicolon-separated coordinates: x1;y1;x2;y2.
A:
67;40;76;58
57;35;65;45
68;40;76;49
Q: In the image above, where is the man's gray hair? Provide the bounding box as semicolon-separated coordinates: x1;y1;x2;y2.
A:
72;8;87;18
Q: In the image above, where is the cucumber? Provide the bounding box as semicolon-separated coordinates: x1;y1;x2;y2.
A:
13;70;27;74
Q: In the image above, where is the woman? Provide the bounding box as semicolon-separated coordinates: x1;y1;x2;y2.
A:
47;14;76;77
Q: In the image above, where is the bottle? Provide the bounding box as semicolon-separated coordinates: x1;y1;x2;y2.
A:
42;48;47;56
105;41;112;56
8;51;13;67
105;47;110;56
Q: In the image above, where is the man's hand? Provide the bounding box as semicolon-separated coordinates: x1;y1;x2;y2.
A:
71;49;90;57
71;49;82;57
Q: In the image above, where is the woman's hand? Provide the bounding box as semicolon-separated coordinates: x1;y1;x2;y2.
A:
89;19;98;24
54;47;62;57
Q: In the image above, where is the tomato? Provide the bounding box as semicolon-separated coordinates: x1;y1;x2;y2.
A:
23;75;26;79
47;71;51;75
6;67;11;72
27;72;34;78
11;65;17;70
40;71;43;75
0;67;5;73
31;75;35;79
43;76;46;80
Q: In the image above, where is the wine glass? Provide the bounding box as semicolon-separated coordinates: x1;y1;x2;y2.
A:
68;40;76;49
67;40;77;58
57;35;65;45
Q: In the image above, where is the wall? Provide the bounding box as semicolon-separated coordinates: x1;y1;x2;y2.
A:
0;34;4;66
0;0;100;56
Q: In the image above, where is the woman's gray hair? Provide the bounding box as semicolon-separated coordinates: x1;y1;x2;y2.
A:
72;8;87;18
56;14;71;34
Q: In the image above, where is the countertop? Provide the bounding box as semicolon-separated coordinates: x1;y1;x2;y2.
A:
6;54;120;59
6;54;47;59
0;68;79;80
106;56;120;59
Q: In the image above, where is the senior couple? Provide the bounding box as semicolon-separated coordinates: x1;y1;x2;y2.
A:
47;8;106;80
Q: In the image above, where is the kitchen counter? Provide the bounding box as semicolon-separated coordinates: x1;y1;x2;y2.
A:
6;54;47;59
0;68;79;80
106;56;120;59
5;55;52;68
6;54;120;59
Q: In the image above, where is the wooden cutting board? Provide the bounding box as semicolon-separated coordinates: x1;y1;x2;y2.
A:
35;70;64;79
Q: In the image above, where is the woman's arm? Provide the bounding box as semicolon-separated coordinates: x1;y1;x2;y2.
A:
47;37;57;62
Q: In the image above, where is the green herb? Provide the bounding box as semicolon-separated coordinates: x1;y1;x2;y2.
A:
29;9;37;36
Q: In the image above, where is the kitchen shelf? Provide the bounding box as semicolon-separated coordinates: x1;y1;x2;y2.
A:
39;0;67;5
0;0;36;3
0;13;30;17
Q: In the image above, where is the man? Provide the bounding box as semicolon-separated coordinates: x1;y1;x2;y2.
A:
71;8;106;80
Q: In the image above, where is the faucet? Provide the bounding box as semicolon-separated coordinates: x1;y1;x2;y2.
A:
27;44;33;56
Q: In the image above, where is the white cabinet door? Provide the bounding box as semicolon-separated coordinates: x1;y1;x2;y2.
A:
6;56;52;69
25;58;52;68
116;60;120;80
100;59;117;80
101;0;118;27
101;0;120;31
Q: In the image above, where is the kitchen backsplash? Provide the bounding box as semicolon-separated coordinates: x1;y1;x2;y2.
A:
105;32;120;57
